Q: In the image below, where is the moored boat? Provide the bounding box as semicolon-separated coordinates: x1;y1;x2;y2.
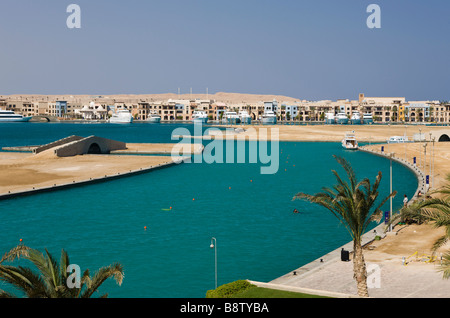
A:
261;110;277;125
363;113;373;125
342;131;359;150
192;110;208;124
0;109;32;122
325;112;336;124
109;109;133;124
239;110;252;124
147;111;161;123
351;112;362;125
223;111;241;124
336;112;349;125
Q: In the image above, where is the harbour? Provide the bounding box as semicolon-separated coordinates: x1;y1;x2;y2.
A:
0;122;423;298
2;1;450;303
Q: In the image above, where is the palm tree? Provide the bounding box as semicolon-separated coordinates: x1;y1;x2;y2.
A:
0;245;124;298
293;156;397;297
394;174;450;278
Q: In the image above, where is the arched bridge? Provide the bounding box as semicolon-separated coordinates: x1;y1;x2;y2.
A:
30;116;59;122
34;135;127;157
429;130;450;142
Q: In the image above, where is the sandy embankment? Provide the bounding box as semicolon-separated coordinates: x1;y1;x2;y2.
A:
0;143;200;196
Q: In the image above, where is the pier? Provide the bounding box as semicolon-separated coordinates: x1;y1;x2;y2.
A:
0;137;203;200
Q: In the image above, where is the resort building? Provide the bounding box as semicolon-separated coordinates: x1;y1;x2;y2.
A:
1;93;450;123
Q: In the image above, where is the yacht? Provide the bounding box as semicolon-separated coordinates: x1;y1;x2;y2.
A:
350;112;362;125
261;110;277;125
192;110;208;124
342;131;359;150
238;110;252;125
325;112;336;124
109;109;133;124
222;111;241;125
0;109;32;122
363;113;373;125
336;112;349;125
147;111;161;123
387;136;409;143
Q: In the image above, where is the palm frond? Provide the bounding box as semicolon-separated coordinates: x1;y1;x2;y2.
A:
81;263;124;298
0;245;30;264
294;156;395;244
439;252;450;279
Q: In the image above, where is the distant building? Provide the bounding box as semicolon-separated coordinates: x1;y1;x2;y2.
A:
55;101;67;117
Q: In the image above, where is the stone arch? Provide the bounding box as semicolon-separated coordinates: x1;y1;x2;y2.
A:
87;143;102;154
438;134;450;142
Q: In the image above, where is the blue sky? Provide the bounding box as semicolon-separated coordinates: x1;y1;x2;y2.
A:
0;0;449;101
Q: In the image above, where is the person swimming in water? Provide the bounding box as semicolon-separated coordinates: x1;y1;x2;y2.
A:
293;208;299;213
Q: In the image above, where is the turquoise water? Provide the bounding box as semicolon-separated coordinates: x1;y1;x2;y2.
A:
0;123;418;298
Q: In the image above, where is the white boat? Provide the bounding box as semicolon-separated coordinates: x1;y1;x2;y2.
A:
192;110;208;124
147;111;161;123
261;110;277;125
239;110;252;124
325;112;336;124
342;131;358;150
387;136;409;143
336;112;349;125
0;109;32;122
222;111;241;124
363;113;373;124
350;112;362;125
109;109;133;124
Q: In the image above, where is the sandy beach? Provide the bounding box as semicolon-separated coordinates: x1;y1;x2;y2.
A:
214;123;448;143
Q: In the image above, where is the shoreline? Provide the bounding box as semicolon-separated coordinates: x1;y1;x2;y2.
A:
1;124;449;297
0;157;187;201
264;144;427;297
0;142;203;200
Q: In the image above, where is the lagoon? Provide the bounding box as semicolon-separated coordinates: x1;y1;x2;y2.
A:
0;123;418;297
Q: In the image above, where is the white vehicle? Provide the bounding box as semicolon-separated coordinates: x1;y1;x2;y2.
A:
109;109;133;124
387;136;409;143
0;109;32;122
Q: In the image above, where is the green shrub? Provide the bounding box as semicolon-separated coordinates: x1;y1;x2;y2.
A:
206;280;255;298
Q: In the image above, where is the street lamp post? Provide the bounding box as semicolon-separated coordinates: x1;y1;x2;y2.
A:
389;152;394;232
210;237;217;289
404;125;408;161
432;137;435;188
429;133;432;188
423;143;428;192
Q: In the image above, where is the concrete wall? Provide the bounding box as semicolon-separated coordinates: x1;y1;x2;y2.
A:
34;135;84;154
